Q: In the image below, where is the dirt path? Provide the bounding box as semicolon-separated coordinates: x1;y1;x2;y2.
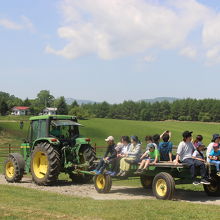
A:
0;174;220;205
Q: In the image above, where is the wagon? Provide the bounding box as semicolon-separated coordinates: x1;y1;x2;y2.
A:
93;161;220;200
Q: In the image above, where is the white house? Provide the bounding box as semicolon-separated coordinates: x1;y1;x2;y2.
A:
12;106;30;116
43;107;57;115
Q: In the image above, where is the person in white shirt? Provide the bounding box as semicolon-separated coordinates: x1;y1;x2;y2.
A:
175;131;210;185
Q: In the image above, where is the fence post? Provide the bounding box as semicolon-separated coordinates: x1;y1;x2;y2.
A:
9;144;11;154
94;143;96;153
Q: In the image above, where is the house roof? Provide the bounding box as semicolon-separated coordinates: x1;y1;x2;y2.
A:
13;106;30;110
44;108;57;111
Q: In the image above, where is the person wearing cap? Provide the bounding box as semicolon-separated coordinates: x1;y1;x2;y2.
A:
175;131;210;185
117;136;141;176
206;134;220;163
92;136;117;174
209;143;220;176
135;143;160;174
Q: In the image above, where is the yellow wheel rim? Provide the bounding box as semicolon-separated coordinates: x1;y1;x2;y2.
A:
156;179;167;197
33;152;48;179
96;175;105;189
6;161;15;178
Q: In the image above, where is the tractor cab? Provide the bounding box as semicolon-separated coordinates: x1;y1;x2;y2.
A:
26;115;82;147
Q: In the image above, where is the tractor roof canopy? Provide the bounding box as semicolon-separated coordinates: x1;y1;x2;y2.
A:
29;115;77;121
51;120;81;127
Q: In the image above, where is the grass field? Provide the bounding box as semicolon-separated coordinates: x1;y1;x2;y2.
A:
0;184;220;220
1;117;220;170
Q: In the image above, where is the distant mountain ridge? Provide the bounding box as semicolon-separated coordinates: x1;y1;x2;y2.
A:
140;97;179;103
65;98;97;105
66;97;179;105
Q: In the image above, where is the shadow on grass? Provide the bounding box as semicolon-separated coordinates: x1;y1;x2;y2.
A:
108;185;220;203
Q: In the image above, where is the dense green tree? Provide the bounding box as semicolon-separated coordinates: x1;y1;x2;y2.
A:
0;100;9;115
36;90;54;107
56;96;68;115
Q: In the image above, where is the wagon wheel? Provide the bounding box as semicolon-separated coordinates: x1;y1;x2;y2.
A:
152;172;175;200
94;174;112;193
204;176;220;196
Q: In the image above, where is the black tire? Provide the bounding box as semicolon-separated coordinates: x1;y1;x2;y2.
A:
69;173;93;184
152;172;175;200
94;174;112;193
31;142;60;185
140;175;153;189
79;144;96;169
204;176;220;196
4;153;25;182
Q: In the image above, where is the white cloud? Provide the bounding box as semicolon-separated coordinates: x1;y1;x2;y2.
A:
0;18;22;30
180;47;197;59
0;16;35;32
21;16;36;33
46;0;220;64
144;55;156;63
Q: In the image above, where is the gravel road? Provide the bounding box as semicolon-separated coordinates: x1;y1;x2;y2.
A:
1;174;220;205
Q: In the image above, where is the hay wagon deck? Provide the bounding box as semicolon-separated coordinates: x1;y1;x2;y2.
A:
93;161;220;200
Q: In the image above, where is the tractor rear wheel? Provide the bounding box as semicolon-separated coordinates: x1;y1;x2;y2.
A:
4;153;25;183
140;175;153;189
79;144;96;169
94;174;112;193
31;142;60;185
152;172;175;200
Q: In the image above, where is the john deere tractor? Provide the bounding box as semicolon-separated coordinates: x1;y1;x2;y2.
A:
4;115;96;185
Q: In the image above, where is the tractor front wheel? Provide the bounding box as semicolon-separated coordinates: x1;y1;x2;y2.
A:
31;142;60;185
4;153;25;183
94;174;112;193
152;172;175;200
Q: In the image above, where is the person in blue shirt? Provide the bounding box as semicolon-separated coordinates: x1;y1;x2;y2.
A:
158;133;173;162
209;143;220;176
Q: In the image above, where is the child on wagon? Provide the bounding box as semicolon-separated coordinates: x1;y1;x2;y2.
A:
209;143;220;176
158;133;173;162
135;143;160;174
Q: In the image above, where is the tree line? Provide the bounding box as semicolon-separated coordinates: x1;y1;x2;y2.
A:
1;90;220;122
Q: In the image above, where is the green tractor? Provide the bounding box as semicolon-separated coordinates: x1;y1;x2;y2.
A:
4;115;96;185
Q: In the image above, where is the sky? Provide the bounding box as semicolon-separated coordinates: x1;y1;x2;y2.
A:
1;0;220;103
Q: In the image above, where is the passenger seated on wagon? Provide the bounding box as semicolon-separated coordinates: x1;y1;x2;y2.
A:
135;143;160;174
206;134;220;163
175;131;210;185
158;133;173;162
193;135;203;148
145;135;157;150
107;136;131;176
209;143;220;176
117;136;141;176
92;136;117;175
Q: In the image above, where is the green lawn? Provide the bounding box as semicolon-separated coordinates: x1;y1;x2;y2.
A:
0;184;219;220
